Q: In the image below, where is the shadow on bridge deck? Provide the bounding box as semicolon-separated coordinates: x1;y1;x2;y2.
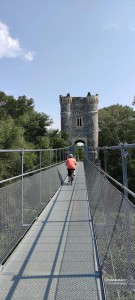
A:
0;162;103;300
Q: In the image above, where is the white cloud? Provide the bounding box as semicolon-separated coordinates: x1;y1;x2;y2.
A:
0;21;35;61
24;51;35;61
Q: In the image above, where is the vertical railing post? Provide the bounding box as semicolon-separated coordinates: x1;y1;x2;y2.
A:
103;147;108;173
21;149;24;225
64;148;66;161
49;149;51;199
60;149;61;163
63;148;64;161
39;149;42;204
121;144;128;197
97;148;100;168
124;197;132;285
121;145;132;284
63;148;64;162
56;149;57;164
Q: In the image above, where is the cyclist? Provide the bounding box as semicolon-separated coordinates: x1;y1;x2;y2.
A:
66;154;77;182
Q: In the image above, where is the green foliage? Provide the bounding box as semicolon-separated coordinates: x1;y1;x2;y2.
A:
0;92;53;148
48;129;67;149
0;91;67;180
61;131;69;143
75;146;84;160
99;104;135;146
22;111;52;145
38;136;50;149
98;104;135;194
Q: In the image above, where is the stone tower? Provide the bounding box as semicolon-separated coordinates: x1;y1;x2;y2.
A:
60;92;99;151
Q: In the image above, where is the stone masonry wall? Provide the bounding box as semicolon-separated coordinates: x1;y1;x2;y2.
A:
60;93;98;149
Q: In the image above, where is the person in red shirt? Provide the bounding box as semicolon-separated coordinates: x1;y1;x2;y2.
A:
66;154;77;182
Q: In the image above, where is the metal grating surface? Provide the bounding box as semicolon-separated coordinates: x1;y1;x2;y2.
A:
0;162;103;300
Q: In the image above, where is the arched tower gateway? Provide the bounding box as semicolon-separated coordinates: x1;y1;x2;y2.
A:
60;92;99;157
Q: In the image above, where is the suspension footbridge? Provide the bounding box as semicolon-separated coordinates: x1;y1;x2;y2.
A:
0;145;135;300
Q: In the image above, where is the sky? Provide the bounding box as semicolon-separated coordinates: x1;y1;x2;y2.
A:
0;0;135;129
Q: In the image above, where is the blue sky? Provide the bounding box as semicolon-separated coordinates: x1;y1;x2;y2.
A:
0;0;135;129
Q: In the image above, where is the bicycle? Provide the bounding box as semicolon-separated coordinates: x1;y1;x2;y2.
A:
69;169;74;185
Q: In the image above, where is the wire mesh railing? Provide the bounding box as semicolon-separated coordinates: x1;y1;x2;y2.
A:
0;146;74;265
98;143;135;198
84;157;135;300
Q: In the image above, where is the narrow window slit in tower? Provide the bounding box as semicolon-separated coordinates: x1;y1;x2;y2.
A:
76;118;83;127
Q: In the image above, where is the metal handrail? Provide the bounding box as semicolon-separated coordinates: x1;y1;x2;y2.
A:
98;143;135;150
0;161;64;185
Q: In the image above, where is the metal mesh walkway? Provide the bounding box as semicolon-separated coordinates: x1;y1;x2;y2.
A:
0;162;103;300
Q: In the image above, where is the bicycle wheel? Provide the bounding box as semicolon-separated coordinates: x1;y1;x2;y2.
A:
70;172;74;185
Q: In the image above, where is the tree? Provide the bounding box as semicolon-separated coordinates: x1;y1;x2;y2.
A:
48;129;67;149
20;111;53;145
0;116;24;149
99;104;135;146
0;116;38;179
0;91;53;179
98;104;135;194
0;90;69;180
16;95;34;116
0;91;53;148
